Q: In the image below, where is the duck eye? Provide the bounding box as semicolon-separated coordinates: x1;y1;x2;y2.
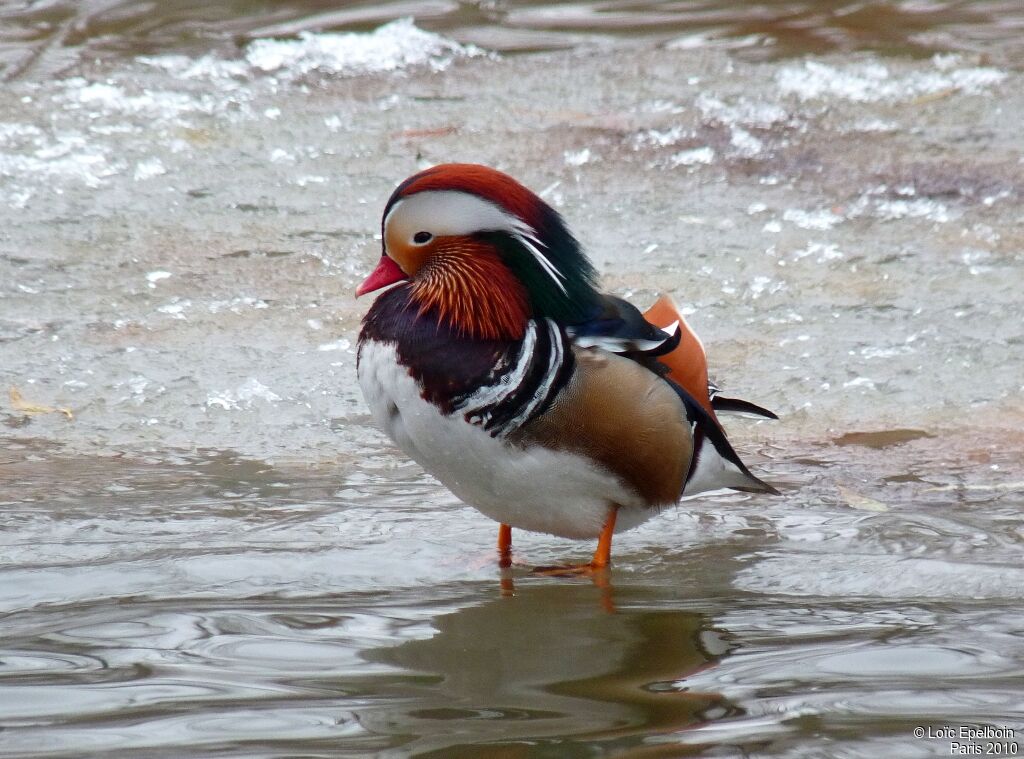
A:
412;231;432;244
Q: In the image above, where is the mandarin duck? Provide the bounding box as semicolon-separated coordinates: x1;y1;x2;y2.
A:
356;164;777;572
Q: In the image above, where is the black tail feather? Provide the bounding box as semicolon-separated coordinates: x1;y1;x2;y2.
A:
666;379;779;496
711;395;779;420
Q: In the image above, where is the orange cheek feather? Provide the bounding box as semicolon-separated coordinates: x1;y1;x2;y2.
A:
643;295;715;417
411;240;529;341
383;227;430;277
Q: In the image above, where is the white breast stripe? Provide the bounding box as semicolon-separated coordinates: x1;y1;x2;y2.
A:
504;319;564;432
461;320;539;423
449;318;570;438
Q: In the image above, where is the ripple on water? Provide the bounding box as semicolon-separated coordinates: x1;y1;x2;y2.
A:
0;680;219;722
0;649;107;677
190;631;384;677
0;707;367;756
0;593;450;756
812;644;1011;679
174;707;365;741
668;599;1024;754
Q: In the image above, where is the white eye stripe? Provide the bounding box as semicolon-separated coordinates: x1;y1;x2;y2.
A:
385;192;517;239
384;190;566;293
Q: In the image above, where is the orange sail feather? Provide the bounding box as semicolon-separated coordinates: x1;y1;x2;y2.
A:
643;295;715;417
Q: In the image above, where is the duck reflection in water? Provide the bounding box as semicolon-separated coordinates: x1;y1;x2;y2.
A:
364;583;742;756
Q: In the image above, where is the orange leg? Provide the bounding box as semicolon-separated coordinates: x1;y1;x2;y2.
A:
497;523;512;568
590;506;617;569
533;506;619;576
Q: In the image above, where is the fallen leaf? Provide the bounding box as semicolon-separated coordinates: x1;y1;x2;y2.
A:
9;387;73;420
834;429;934;448
837;485;889;512
910;87;957;105
394;126;458;139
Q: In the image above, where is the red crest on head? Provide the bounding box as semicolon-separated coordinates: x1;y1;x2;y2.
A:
384;163;546;230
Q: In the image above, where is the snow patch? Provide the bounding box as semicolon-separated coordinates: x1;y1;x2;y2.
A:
671;147;715;166
695;93;790;128
134;158;167;181
207;296;269;314
783;208;843;231
747;275;785;298
844;189;953;224
563;148;594;167
0;133;122;188
157;299;191;319
729;127;763;157
777;60;1006;103
0;123;43;145
62;80;213;120
147;19;483;84
317;339;352;352
207;378;282;410
146;271;172;288
791;242;843;263
874;198;950;223
631;126;689;149
248;19;482;77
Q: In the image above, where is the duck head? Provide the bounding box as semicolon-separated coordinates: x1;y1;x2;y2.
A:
357;163;600;340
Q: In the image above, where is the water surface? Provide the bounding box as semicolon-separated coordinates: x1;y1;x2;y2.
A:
3;0;1024;81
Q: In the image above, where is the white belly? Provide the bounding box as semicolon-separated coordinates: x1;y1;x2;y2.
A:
357;340;649;539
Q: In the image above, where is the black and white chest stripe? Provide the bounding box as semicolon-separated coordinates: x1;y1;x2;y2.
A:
451;318;573;438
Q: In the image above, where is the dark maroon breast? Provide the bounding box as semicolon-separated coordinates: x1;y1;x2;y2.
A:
358;285;513;413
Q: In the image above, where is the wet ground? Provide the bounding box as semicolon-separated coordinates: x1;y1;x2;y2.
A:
1;3;1023;757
